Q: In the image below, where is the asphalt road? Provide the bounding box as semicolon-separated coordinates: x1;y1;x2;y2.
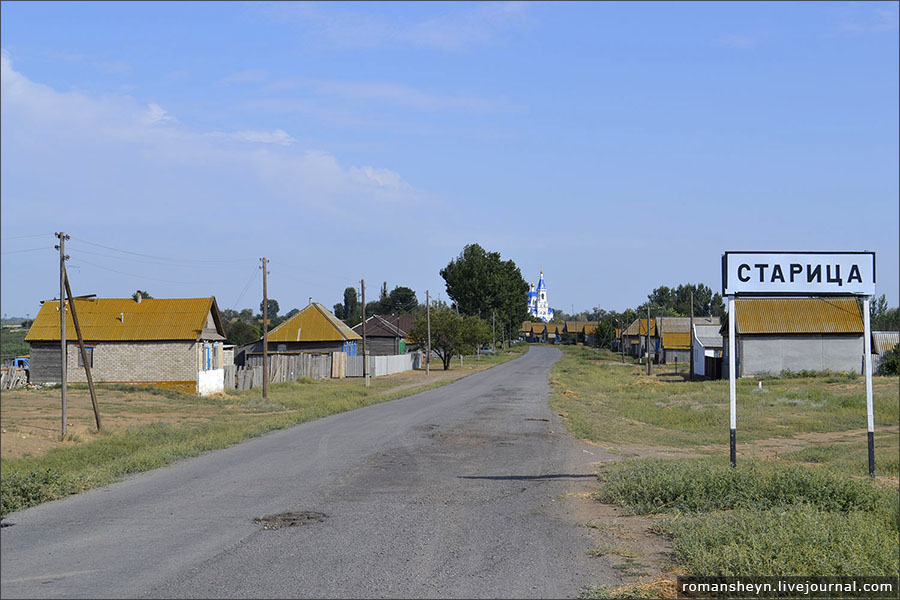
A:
1;346;617;599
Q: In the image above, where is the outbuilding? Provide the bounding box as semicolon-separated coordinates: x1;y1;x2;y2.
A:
722;297;865;377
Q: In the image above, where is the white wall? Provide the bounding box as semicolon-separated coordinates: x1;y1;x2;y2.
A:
198;368;224;395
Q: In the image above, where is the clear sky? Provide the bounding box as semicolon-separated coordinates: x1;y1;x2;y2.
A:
2;1;898;319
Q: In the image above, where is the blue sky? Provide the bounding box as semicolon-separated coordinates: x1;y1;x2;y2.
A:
2;1;898;320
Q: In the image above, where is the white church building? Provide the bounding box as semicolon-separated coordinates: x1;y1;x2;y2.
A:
527;270;554;322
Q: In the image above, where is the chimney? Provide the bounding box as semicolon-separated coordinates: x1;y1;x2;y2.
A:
120;312;125;323
136;291;142;303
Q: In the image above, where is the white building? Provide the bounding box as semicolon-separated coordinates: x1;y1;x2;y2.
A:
527;270;554;322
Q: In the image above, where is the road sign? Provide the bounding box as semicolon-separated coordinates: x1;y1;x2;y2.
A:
723;251;875;296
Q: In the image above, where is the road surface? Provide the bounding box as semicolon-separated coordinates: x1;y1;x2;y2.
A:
1;346;617;598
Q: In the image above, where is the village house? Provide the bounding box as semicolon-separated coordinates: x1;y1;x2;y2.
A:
622;318;657;359
657;317;720;365
26;295;227;395
352;314;416;355
722;297;865;377
871;331;899;374
236;302;361;366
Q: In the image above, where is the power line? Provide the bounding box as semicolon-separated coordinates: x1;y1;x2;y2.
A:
230;267;259;311
71;236;256;265
0;232;55;241
1;247;54;255
65;244;247;269
71;258;221;285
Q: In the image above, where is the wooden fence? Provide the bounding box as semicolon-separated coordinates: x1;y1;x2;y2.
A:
228;351;420;390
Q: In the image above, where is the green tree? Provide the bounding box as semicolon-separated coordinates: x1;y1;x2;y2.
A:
225;320;260;346
131;290;153;300
408;307;490;370
870;295;899;331
440;243;528;347
386;286;418;313
343;287;360;325
646;283;725;318
259;299;279;319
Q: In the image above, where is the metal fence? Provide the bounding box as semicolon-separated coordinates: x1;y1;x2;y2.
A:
346;352;420;378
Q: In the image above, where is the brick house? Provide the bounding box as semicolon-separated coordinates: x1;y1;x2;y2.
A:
26;296;226;395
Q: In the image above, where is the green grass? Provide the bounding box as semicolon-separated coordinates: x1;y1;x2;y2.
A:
550;345;899;452
0;328;29;358
550;345;900;579
1;344;528;516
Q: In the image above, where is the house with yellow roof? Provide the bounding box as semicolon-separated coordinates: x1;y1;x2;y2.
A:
26;294;227;395
236;302;361;366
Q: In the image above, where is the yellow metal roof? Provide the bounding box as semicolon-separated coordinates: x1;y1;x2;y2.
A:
268;302;361;343
624;318;656;336
662;332;691;350
565;321;584;333
25;297;222;342
734;298;863;334
584;322;599;335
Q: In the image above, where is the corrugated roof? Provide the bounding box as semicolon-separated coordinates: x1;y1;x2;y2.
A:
658;316;720;334
694;324;723;349
584;322;599;335
732;298;863;335
662;332;691;350
268;302;361;343
872;331;899;355
565;321;584;333
624;318;656;337
25;297;223;342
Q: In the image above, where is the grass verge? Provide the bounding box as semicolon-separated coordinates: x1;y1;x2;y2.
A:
1;343;527;516
548;345;900;587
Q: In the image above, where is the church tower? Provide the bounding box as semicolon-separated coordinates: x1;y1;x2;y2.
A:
529;270;554;322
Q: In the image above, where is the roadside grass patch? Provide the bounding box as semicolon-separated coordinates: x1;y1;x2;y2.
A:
597;458;898;576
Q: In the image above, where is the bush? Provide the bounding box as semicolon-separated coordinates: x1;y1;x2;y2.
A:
878;348;899;376
1;469;71;516
596;458;884;514
657;505;899;576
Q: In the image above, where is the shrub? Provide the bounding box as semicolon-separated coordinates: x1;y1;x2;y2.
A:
878;348;899;376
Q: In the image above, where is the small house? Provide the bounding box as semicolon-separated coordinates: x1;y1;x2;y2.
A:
622;318;657;359
26;296;227;395
657;317;720;364
352;314;414;355
692;323;724;379
237;302;361;366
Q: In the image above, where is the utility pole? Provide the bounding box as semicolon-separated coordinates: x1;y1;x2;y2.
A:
260;257;268;400
55;232;69;439
620;317;625;363
64;270;100;431
646;303;652;376
689;290;695;382
361;279;369;387
426;290;431;376
492;309;496;351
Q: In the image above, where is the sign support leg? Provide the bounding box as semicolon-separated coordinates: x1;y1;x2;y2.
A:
728;296;737;468
863;296;875;478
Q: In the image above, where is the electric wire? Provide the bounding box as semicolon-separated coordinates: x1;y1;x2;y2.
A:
1;247;54;255
71;236;257;265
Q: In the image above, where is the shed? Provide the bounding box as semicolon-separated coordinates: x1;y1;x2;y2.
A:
352;314;412;355
692;324;724;379
622;318;657;358
657;317;720;364
722;297;864;377
26;296;226;395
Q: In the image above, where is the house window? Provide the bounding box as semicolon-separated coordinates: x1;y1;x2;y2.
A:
213;342;220;369
203;342;211;371
277;344;287;353
77;346;94;367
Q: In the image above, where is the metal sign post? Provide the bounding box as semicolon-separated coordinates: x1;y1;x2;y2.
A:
722;251;876;475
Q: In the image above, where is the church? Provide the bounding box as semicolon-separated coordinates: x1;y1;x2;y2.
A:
527;270;554;322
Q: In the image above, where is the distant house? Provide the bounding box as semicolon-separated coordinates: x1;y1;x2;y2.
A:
352;314;415;355
657;317;720;364
722;297;865;377
692;323;724;379
237;302;361;366
26;296;227;395
563;321;600;345
872;331;899;373
622;318;657;359
520;321;547;343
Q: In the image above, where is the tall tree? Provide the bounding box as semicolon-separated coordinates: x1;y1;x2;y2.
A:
259;298;279;319
386;286;418;313
440;243;528;346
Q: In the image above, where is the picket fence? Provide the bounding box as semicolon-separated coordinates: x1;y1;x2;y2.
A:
0;368;27;390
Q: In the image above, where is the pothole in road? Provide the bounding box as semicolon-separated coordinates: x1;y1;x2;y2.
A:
254;511;327;530
0;520;12;528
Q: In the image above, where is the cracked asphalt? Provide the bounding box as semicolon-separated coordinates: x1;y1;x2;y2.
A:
1;346;618;599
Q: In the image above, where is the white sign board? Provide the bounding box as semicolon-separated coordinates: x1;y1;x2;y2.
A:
722;252;875;296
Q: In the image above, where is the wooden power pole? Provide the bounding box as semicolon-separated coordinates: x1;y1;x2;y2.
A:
261;257;268;400
64;270;101;431
55;232;69;439
646;304;652;376
426;290;431;376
